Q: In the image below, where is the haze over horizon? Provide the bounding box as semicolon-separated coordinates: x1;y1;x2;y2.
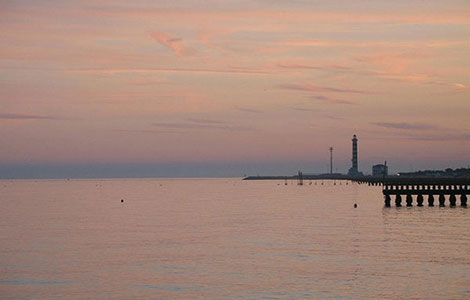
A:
1;0;469;178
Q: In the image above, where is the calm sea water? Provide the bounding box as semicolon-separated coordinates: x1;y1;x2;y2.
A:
0;178;469;299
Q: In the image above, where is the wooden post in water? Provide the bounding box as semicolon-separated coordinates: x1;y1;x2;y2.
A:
461;194;467;207
439;194;446;207
406;194;413;207
417;194;424;207
384;194;391;207
449;194;457;207
428;194;434;207
297;171;303;186
395;194;402;207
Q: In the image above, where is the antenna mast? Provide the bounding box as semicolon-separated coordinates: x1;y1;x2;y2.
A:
329;146;333;174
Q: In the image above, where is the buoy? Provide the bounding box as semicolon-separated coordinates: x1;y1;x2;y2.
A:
354;203;357;208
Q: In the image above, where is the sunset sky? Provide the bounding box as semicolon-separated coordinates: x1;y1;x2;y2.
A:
1;0;469;178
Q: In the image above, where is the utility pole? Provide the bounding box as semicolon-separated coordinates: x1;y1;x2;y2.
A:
329;146;333;174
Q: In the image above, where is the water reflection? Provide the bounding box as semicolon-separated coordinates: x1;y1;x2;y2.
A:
0;178;468;299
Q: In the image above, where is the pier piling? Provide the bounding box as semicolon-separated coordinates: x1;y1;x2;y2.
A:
395;194;402;207
439;194;446;207
384;194;391;207
406;194;413;207
449;194;457;207
461;194;467;207
374;177;470;207
417;194;424;206
428;194;434;207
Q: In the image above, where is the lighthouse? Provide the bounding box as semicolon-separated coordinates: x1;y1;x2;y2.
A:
348;134;361;176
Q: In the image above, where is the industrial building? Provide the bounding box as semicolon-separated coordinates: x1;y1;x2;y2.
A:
372;164;388;177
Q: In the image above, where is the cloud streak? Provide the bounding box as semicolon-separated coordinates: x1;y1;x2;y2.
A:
312;95;356;105
112;129;177;134
279;83;372;95
65;68;271;75
407;133;470;142
372;122;438;130
186;118;226;125
291;107;315;112
80;6;470;25
0;114;56;120
235;107;263;113
453;83;466;89
153;122;253;131
277;63;351;71
149;31;193;56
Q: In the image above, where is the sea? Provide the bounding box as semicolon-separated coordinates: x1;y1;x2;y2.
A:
0;178;469;300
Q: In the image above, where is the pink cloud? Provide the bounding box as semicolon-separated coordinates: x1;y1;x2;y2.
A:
65;67;271;75
279;83;372;94
354;51;431;74
277;63;323;71
149;31;193;56
79;6;470;26
0;114;56;121
374;72;442;85
277;62;352;72
235;107;263;113
373;122;438;130
197;29;233;55
312;95;356;105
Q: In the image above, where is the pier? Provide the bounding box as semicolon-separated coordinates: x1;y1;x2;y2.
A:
351;177;470;207
244;175;470;208
242;135;470;208
381;178;469;207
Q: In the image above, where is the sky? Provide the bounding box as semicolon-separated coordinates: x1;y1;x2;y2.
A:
1;0;469;178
